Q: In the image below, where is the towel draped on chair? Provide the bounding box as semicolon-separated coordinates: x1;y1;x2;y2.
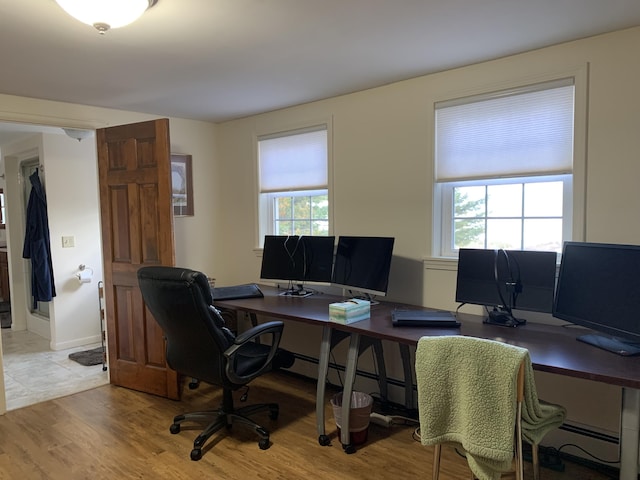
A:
415;335;565;480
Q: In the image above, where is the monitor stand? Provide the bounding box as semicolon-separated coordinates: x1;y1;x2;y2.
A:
483;308;525;328
577;334;640;356
279;284;313;298
351;292;380;305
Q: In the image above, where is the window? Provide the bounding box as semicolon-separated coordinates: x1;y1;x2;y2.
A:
258;126;329;242
434;78;575;257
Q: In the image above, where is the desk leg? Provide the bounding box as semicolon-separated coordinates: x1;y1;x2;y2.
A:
399;344;413;412
317;325;332;446
341;332;361;454
619;387;640;480
372;340;388;407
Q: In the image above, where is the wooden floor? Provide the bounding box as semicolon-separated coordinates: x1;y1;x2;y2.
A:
0;370;614;479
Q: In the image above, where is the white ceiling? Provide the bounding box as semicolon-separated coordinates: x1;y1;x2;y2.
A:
1;0;640;134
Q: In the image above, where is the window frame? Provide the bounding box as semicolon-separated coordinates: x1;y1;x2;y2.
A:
263;189;329;237
255;120;333;246
438;174;573;257
430;67;587;259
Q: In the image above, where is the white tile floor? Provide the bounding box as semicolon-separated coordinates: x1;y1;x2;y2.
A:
1;329;109;411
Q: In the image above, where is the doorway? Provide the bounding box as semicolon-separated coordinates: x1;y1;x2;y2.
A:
0;122;106;412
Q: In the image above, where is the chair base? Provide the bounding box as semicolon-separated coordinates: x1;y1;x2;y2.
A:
170;398;279;461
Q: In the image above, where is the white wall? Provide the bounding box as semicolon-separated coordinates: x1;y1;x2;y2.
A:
42;132;103;349
215;26;640;463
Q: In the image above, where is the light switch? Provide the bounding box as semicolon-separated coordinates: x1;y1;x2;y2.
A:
62;236;75;248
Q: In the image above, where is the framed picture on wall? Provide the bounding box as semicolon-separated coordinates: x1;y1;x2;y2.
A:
171;154;194;216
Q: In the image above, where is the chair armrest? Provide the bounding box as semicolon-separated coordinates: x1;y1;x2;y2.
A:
224;321;284;384
233;320;284;346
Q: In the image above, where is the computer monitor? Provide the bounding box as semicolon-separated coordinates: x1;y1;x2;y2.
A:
260;235;335;296
331;236;395;300
553;241;640;356
455;248;557;326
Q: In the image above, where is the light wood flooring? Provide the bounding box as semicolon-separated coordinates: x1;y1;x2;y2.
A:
0;369;616;479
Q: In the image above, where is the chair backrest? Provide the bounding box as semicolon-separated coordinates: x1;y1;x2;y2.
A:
415;335;528;480
137;266;235;387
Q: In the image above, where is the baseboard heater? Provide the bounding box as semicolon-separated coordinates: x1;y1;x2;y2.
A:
291;352;622;447
558;422;619;444
292;352;408;390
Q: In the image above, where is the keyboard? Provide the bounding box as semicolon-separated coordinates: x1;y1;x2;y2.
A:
211;283;264;301
391;309;460;328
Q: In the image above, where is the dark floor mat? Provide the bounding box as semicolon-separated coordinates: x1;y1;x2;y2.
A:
69;346;105;366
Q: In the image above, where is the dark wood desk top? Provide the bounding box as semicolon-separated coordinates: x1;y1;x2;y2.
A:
215;286;640;390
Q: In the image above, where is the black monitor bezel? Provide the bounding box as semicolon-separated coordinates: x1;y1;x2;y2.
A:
455;248;557;314
552;241;640;345
331;236;395;297
260;235;335;285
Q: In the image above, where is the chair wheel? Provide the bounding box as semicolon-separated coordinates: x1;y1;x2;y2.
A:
318;434;331;446
170;423;181;434
258;438;270;450
190;448;202;461
343;443;356;454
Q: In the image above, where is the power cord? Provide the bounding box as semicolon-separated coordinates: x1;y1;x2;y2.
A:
329;351;343;388
557;443;619;464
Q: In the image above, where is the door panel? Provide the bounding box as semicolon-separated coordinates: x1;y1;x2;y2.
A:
98;118;178;399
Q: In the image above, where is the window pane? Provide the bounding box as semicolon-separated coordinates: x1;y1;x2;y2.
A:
486;219;522;249
293;221;311;236
487;184;522;217
312;194;329;219
523;219;563;252
454;219;485;249
454;186;485;218
272;192;330;238
276;221;293;235
312;220;329;236
524;182;563;217
276;197;292;220
293;196;310;218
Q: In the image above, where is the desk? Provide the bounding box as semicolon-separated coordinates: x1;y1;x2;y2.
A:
215;286;640;479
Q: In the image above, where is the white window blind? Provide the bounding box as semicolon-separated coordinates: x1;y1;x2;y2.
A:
259;127;328;193
435;78;575;182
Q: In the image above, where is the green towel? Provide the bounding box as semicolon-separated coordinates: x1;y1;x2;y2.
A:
415;336;565;480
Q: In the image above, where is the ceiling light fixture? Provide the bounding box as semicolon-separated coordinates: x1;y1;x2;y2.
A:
62;128;94;142
55;0;158;35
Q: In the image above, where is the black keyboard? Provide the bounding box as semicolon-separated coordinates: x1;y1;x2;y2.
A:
212;284;263;301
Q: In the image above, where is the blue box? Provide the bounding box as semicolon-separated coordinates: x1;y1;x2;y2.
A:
329;299;371;324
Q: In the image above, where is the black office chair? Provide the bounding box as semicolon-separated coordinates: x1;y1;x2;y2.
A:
137;266;294;461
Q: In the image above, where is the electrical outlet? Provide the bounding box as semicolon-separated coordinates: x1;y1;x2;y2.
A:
370;412;393;427
62;235;75;248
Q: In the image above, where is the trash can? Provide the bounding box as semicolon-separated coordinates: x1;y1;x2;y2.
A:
330;391;373;445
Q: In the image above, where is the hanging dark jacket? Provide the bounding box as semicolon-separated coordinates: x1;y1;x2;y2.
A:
22;170;56;308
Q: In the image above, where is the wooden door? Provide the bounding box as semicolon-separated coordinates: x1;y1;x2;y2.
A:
97;119;179;399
